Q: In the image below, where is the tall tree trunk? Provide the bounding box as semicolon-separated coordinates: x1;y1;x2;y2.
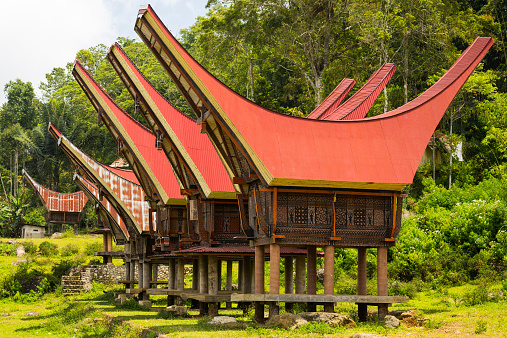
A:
14;148;18;197
9;152;12;196
449;111;453;189
249;57;255;102
315;75;323;108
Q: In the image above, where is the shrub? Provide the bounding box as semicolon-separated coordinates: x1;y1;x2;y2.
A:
84;242;103;256
0;242;16;256
39;241;58;256
61;243;79;256
22;241;37;255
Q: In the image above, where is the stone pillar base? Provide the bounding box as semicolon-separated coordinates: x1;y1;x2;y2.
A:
138;300;152;308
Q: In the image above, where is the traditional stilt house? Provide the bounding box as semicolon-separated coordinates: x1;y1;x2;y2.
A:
74;173;129;262
73;61;203;306
106;43;256;314
134;5;493;321
48;123;153;295
22;169;88;233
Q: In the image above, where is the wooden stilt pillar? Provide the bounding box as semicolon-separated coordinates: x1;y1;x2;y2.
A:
143;261;151;290
242;256;252;294
295;256;306;295
285;257;294;312
208;255;219;317
152;263;158;281
324;245;335;313
250;259;255;292
125;261;131;288
269;244;280;317
238;260;243;292
226;260;233;310
103;232;113;264
217;260;222;291
137;260;144;291
254;245;265;323
177;258;185;305
199;255;208;315
307;246;317;312
377;246;388;319
129;259;136;289
167;258;175;306
357;247;368;322
191;259;199;309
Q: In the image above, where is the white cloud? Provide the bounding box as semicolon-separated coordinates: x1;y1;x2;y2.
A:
0;0;208;104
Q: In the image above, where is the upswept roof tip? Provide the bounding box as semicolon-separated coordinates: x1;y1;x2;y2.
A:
135;5;493;191
72;59;185;205
107;43;236;198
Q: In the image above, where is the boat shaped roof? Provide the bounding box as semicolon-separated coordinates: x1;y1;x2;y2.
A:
136;5;493;191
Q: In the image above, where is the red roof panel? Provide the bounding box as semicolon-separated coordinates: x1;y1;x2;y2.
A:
48;123;152;234
136;6;493;191
73;60;184;205
107;44;235;196
22;169;87;212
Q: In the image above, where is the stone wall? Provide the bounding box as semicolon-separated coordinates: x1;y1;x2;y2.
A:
69;263;171;283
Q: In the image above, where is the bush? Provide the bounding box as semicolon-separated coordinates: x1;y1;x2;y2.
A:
0;242;16;256
61;243;79;256
39;241;58;256
84;242;103;256
23;241;37;255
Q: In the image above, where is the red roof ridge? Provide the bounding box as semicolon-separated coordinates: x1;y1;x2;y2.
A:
307;78;356;120
324;63;396;121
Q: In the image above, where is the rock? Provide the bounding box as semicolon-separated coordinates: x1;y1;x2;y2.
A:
25;312;39;317
384;315;400;328
267;313;308;330
50;232;63;239
83;282;93;291
11;259;27;265
209;316;238;325
16;246;25;257
316;268;325;283
1;313;12;317
166;305;187;317
299;312;356;328
138;300;152;308
399;310;418;320
352;334;387;338
488;290;504;299
6;240;19;245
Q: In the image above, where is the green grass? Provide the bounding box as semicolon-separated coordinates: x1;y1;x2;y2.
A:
1;233;506;337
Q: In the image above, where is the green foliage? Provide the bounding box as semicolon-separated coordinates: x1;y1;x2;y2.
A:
22;241;37;255
0;192;30;237
475;320;487;334
0;242;16;256
84;241;103;256
60;243;79;256
38;241;58;256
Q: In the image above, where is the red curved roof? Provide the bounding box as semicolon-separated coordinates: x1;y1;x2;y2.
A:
136;5;493;191
107;43;235;198
73;60;185;206
307;78;355;120
48;122;152;234
323;63;396;121
74;173;129;242
22;169;87;212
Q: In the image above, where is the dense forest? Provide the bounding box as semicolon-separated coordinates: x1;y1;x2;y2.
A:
1;0;507;287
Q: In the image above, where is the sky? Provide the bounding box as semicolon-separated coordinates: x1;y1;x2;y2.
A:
0;0;209;104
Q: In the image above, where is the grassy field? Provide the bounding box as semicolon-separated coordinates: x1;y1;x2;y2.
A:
0;281;505;337
0;234;506;337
